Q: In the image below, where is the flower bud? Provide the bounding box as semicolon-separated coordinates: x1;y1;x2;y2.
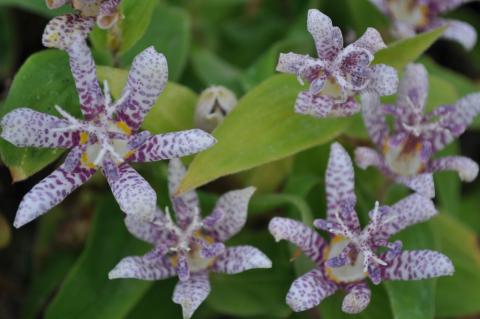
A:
195;86;237;133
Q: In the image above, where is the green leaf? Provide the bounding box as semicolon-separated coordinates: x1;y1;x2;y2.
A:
374;26;446;70
178;74;351;193
117;0;157;53
0;50;80;182
432;214;480;318
0;0;63;16
0;9;15;77
45;197;151;319
434;143;461;216
96;66;198;134
119;4;191;81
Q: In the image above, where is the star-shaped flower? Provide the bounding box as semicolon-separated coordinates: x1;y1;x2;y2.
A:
269;143;453;314
46;0;121;29
276;9;398;118
0;15;216;228
109;159;272;319
355;63;480;198
194;86;237;133
369;0;478;49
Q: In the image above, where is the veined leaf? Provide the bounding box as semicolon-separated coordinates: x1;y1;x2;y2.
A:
45;198;151;319
178;74;351;193
374;26;446;70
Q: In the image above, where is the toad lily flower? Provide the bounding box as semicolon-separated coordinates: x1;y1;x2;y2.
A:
46;0;121;29
109;159;272;319
269;143;454;314
369;0;478;49
194;86;237;133
356;63;480;198
276;9;398;118
0;15;216;228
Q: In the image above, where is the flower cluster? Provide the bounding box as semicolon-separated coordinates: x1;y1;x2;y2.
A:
109;159;271;319
269;143;454;313
369;0;478;49
276;9;398;118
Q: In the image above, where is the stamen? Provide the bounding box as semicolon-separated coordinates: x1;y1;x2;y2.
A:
103;80;112;109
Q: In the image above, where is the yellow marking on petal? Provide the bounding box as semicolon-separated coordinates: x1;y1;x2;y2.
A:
47;32;60;44
80;132;89;145
81;152;96;169
171;254;179;268
116;121;132;135
331;235;345;245
124;150;135;160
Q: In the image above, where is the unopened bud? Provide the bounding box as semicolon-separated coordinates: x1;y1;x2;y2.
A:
195;86;237;133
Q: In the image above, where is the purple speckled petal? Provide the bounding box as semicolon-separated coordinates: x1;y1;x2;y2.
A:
129;130;216;162
307;9;343;61
295;91;334;118
325;143;360;230
334;46;373;91
115;47;168;132
438;18;477;49
429;156;479;182
367;64;398;96
104;163;157;221
378;194;437;239
431;0;477;14
14;149;95;228
1;108;79;148
199;242;225;259
124;208;170;245
395;173;435;198
268;217;326;264
108;253;176;280
286;267;337;312
176;253;190;282
45;0;70;9
96;0;121;29
354;147;384;170
360;93;389;145
352;27;387;54
342;282;371;314
381;250;454;280
212;245;272;274
42;14;104;120
167;159;200;229
173;271;211;319
397;63;429;116
205;187;256;241
330;97;361;117
276;52;314;75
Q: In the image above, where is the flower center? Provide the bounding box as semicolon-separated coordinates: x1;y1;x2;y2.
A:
388;0;429;27
325;237;367;283
383;134;425;176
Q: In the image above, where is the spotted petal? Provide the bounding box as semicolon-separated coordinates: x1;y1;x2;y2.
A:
104;163;157;221
354;147;384;170
334;46;373;91
42;14;104;120
173;271;211;319
125;208;170;245
168;159;200;229
307;9;343;61
269;217;326;264
361;92;389;146
367;64;398;96
205;187;256;242
379;194;437;239
276;52;313;75
429;156;479;182
129;130;216;162
325;143;359;230
115;47;168;131
342;282;371;314
1;108;78;148
397;63;429;116
382;250;454;280
108;253;176;280
14;149;95;228
295;91;334;118
352;27;386;54
212;246;272;274
97;0;121;29
395;174;435;198
286;268;337;312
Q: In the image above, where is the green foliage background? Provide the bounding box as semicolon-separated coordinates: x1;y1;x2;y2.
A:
0;0;479;318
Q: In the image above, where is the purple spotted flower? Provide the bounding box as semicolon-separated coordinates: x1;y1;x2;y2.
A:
276;9;398;118
355;63;480;198
269;143;454;314
0;15;216;228
109;159;271;319
369;0;477;49
46;0;121;29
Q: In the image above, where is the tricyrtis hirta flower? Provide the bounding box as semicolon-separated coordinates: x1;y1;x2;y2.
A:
356;63;480;198
276;9;398;118
269;143;453;314
194;86;237;133
46;0;121;29
109;159;271;319
369;0;477;49
0;15;216;228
